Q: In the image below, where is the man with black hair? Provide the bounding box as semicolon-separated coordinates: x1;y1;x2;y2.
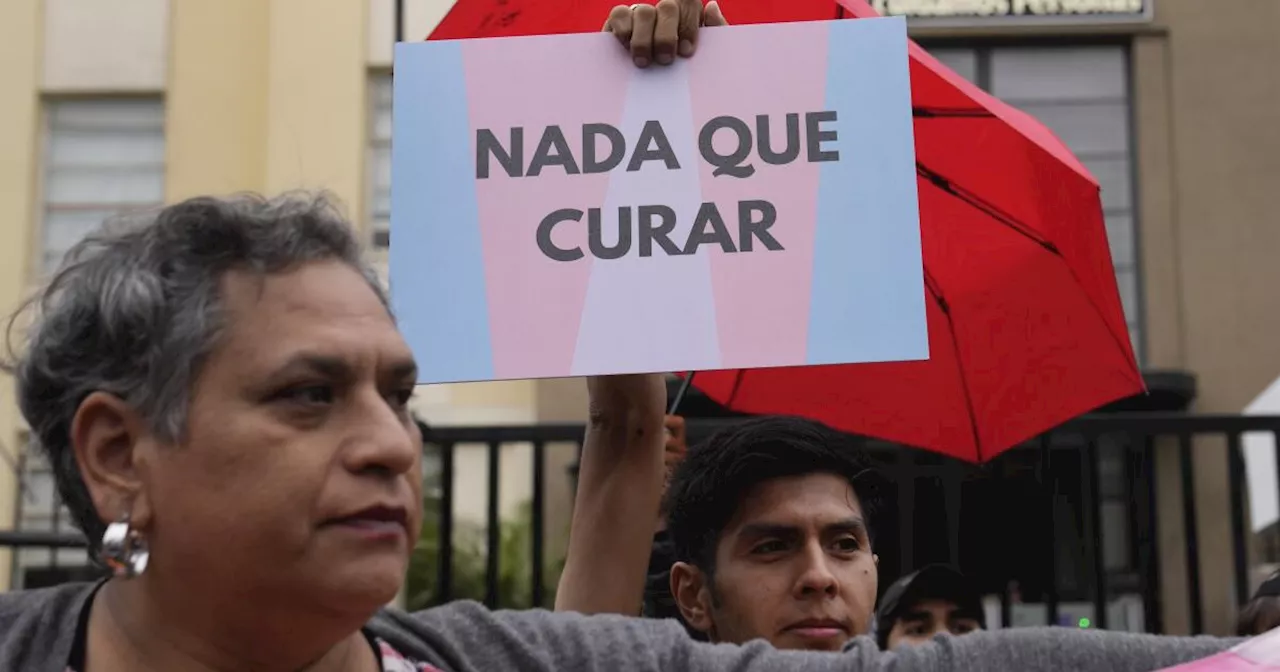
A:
659;415;882;651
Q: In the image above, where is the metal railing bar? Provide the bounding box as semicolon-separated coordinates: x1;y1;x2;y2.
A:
1178;433;1204;634
1226;432;1249;610
1038;435;1060;626
436;441;455;604
0;531;87;548
1084;435;1108;629
484;441;501;608
531;440;547;608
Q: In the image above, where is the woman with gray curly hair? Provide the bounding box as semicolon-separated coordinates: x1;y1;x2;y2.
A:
0;4;1245;671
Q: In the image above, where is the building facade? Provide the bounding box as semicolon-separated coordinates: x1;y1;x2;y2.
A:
0;0;1278;635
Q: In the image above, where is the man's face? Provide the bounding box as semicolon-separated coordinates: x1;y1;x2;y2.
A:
671;473;878;651
885;598;983;649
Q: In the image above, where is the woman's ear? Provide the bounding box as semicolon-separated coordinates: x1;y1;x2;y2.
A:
70;391;154;530
670;561;715;636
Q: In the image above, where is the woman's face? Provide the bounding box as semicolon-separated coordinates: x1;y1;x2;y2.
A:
134;260;423;615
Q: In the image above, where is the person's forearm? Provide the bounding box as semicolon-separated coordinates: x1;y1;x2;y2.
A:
524;610;1238;671
884;627;1239;672
395;604;1240;672
555;394;665;614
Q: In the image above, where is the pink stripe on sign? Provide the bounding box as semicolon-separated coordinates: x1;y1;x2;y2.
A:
462;38;630;379
686;25;830;368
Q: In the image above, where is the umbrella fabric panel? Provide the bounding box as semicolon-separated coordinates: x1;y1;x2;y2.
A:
912;114;1133;368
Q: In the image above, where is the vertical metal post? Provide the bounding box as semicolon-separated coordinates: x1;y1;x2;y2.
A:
1083;436;1108;629
1178;433;1204;634
531;440;547;608
1227;432;1249;609
1136;437;1163;633
436;442;455;604
485;441;502;608
1038;435;1059;626
896;450;915;574
943;462;961;569
394;0;404;43
999;584;1013;630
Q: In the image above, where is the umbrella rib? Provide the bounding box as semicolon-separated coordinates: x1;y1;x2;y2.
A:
924;270;984;460
913;107;997;119
726;369;746;407
1058;263;1146;387
917;162;1056;251
920;162;1144;390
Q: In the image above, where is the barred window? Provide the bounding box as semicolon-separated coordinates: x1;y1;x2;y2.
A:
40;98;166;274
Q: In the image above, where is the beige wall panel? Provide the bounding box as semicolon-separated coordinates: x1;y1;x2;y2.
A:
264;0;368;226
166;0;268;200
369;0;395;67
1131;35;1182;369
43;0;168;92
1157;0;1280;413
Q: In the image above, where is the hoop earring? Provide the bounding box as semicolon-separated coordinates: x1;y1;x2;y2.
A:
100;513;149;578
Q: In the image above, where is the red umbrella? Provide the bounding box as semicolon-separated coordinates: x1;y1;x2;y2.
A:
425;0;1143;462
685;0;1142;461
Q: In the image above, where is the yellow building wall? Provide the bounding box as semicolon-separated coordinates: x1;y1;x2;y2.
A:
0;0;43;593
165;0;268;199
169;0;368;218
264;0;369;230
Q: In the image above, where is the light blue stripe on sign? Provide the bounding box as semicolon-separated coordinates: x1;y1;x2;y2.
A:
807;17;928;365
390;41;495;383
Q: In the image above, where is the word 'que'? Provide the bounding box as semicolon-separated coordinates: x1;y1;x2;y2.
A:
476;112;840;180
537;200;782;262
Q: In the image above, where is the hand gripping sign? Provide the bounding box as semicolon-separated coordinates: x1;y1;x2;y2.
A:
390;18;926;384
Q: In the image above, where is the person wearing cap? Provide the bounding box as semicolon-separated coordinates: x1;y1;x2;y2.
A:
1237;571;1280;636
875;565;986;650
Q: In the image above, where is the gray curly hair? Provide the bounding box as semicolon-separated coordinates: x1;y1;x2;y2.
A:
5;192;387;548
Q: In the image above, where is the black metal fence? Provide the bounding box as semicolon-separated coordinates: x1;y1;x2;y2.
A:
3;413;1280;635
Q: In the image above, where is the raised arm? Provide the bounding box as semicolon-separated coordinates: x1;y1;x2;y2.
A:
554;374;667;614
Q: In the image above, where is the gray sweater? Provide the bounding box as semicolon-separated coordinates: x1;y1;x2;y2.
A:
0;582;1238;671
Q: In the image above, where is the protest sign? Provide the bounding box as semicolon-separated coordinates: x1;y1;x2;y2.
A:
391;17;926;384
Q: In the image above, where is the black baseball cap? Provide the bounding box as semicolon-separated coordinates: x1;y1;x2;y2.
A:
1254;571;1280;599
874;564;986;648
